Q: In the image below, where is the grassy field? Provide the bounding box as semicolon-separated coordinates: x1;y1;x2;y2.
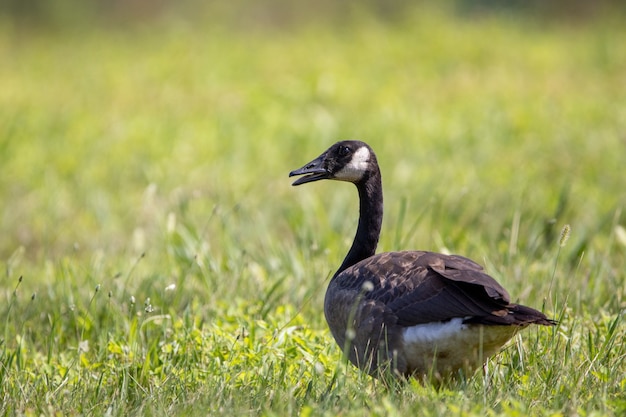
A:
1;3;625;416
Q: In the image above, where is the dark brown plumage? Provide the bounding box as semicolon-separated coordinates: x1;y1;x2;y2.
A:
289;140;555;379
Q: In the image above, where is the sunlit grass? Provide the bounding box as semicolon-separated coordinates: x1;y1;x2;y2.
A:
1;4;625;416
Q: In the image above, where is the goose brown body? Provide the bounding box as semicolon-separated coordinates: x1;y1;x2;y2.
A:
289;140;555;379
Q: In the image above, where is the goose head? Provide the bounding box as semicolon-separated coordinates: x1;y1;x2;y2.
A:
289;140;375;186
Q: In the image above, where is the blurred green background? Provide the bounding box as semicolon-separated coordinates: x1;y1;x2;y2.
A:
2;0;624;261
2;0;624;321
1;0;623;28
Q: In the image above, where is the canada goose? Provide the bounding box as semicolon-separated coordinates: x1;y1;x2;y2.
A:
289;140;555;379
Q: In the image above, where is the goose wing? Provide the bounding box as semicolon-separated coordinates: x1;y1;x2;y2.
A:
335;251;544;326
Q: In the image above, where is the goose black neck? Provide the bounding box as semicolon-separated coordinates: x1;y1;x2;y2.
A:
334;168;383;277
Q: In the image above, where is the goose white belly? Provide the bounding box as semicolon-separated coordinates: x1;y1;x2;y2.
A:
401;318;519;376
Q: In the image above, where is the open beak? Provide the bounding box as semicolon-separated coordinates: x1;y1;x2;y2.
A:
289;154;331;186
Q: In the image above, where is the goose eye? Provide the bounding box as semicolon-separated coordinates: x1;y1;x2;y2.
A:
338;146;351;157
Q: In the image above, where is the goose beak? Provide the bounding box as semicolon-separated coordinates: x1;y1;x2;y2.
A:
289;154;331;186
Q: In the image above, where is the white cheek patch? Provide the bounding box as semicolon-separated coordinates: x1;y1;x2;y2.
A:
335;146;370;182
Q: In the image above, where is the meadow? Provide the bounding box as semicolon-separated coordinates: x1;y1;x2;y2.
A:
1;3;625;416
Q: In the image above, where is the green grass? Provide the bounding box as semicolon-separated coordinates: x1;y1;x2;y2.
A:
1;4;626;416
